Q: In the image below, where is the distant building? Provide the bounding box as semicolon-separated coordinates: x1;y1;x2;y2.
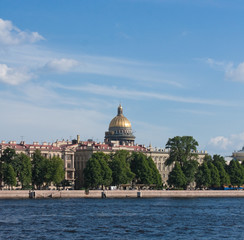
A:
0;140;76;189
232;147;244;162
0;105;207;189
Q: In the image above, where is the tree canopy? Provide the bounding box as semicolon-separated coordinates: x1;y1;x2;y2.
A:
83;152;112;189
167;162;187;189
165;136;198;167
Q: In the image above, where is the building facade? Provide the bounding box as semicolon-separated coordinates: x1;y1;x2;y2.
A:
0;140;76;189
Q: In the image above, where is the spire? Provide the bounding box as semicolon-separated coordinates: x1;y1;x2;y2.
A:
117;104;123;116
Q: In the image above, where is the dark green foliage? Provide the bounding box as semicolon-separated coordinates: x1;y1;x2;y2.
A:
203;154;212;162
212;155;226;167
0;148;16;164
207;162;220;188
83;152;112;189
213;160;230;186
46;156;65;187
167;162;187;189
147;156;162;187
109;150;135;186
182;160;198;186
165;136;198;167
32;150;47;189
165;136;199;187
195;162;211;189
16;153;32;189
227;160;244;187
130;152;161;187
3;163;16;189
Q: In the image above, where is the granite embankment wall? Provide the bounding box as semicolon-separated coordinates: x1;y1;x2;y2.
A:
1;190;244;199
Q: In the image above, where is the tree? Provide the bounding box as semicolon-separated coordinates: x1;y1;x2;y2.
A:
83;152;112;189
167;162;187;189
147;156;162;187
165;136;199;187
16;153;32;189
165;136;198;167
0;148;16;188
212;155;226;167
0;148;16;164
195;162;211;189
213;161;230;187
227;160;244;187
32;150;48;189
109;150;135;186
46;156;65;188
207;162;220;188
130;152;161;187
3;164;16;189
182;160;198;187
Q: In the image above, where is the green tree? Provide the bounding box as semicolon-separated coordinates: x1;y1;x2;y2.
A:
167;162;187;189
130;152;161;187
195;162;211;189
16;153;32;189
109;150;135;186
227;160;244;187
0;148;16;164
182;160;198;187
165;136;199;187
213;161;230;186
212;155;226;167
45;156;65;188
83;152;112;189
3;163;16;189
207;162;220;188
147;156;162;187
165;136;198;167
32;150;47;189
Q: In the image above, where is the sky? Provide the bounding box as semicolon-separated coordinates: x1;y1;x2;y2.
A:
1;0;244;157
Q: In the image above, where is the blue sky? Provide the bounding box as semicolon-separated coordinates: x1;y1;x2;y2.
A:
1;0;244;156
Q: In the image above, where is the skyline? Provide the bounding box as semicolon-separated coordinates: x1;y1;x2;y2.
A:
1;0;244;156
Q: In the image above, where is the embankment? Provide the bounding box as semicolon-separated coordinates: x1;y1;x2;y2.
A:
1;190;244;199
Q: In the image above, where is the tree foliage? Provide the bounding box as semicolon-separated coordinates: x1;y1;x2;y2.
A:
165;136;198;167
130;152;161;187
227;160;244;187
195;162;211;189
83;152;112;189
16;153;32;189
109;150;135;186
3;163;16;189
167;162;187;189
207;162;220;188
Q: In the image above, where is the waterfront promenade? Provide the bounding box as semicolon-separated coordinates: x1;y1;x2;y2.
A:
1;190;244;199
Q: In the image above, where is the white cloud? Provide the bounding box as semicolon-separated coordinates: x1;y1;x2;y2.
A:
0;18;44;45
207;132;244;156
0;64;33;85
50;83;236;106
44;58;79;73
225;62;244;82
209;136;232;150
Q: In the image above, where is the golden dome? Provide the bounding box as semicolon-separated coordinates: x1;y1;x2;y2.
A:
109;105;132;128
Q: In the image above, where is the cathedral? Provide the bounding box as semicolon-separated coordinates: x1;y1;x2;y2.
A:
0;105;207;189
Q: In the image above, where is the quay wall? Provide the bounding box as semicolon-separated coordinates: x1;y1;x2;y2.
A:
1;190;244;199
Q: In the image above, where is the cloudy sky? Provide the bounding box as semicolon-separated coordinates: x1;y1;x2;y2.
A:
1;0;244;156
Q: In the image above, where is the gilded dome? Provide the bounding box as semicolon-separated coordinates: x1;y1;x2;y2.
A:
109;105;132;128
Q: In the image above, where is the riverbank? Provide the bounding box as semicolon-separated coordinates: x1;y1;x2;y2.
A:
1;190;244;199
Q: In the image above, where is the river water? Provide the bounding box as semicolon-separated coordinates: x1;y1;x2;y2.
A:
0;197;244;239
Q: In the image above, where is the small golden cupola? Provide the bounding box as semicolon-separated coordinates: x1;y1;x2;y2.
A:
105;104;135;145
